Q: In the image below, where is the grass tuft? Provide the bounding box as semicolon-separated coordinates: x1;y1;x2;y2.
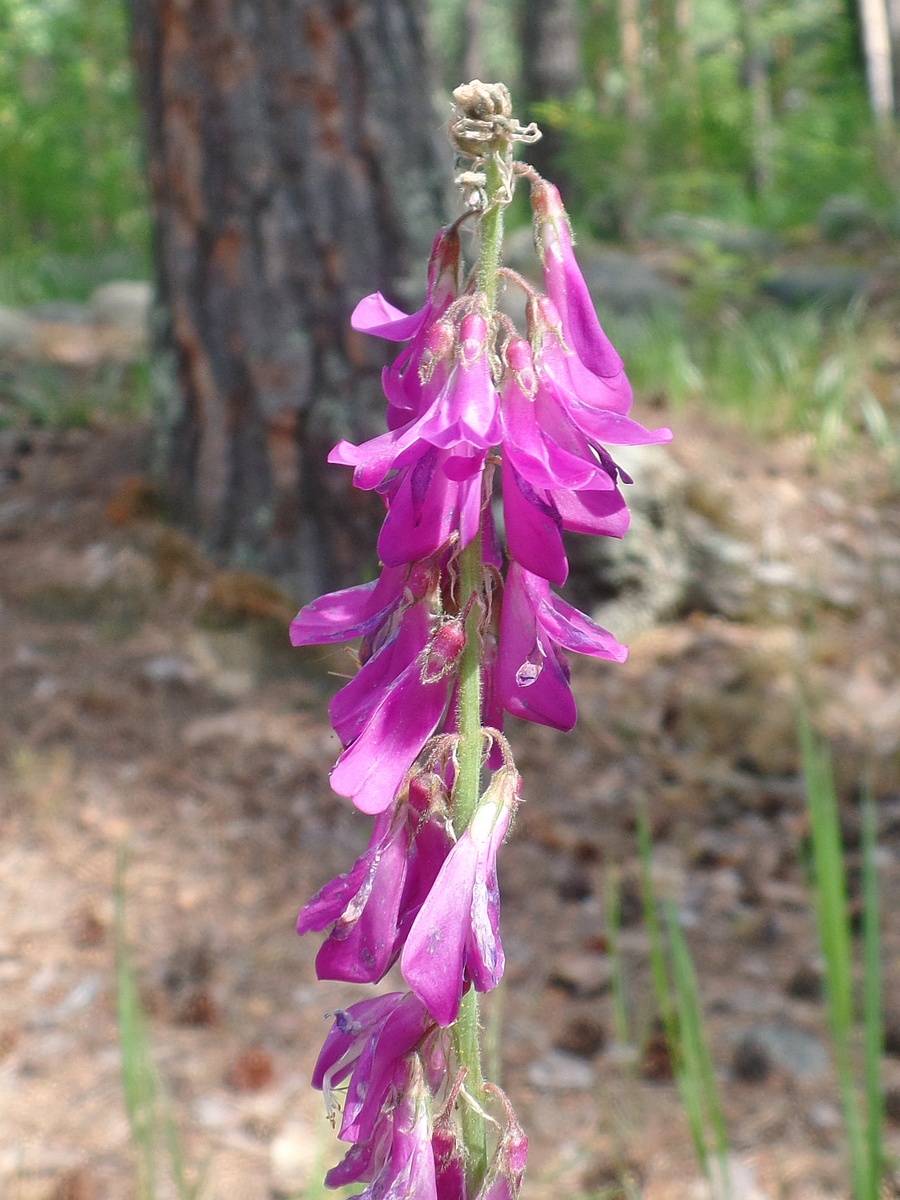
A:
799;717;885;1200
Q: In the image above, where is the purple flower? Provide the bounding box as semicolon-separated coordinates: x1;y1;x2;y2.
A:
527;294;672;450
289;557;439;650
297;785;455;985
433;1118;467;1200
325;1057;439;1198
312;992;440;1149
495;562;627;731
330;309;501;491
474;1086;528;1200
377;443;487;567
531;179;634;416
352;224;462;431
329;604;467;815
498;335;634;584
401;766;520;1026
501;461;630;586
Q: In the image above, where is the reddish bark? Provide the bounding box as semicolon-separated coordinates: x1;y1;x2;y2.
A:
130;0;447;598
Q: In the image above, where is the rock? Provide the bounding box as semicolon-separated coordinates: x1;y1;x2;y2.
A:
736;1023;828;1080
808;1100;842;1132
28;301;93;324
528;1049;597;1091
578;246;684;317
731;1032;772;1082
568;444;691;640
689;1154;772;1200
88;280;153;335
817;195;884;246
554;1016;607;1058
141;655;201;686
760;265;872;310
548;951;613;998
0;305;38;357
785;963;822;1002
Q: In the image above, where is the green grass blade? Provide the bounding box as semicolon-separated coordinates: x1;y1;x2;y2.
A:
115;846;157;1200
637;806;731;1186
636;806;674;1037
605;870;631;1046
799;717;871;1200
665;900;730;1191
861;790;884;1197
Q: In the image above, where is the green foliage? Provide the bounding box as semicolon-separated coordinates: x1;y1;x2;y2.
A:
602;302;888;446
0;0;149;294
799;720;886;1200
430;0;895;236
636;808;731;1193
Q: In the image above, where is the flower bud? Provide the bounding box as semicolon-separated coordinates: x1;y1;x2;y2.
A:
420;319;456;384
421;617;467;685
458;310;490;368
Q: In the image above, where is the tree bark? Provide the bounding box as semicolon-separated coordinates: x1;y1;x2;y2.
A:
130;0;448;600
858;0;896;122
737;0;775;200
519;0;583;187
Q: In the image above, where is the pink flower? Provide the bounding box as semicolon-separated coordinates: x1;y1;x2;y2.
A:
329;604;467;815
401;766;520;1026
313;992;440;1149
352;224;462;431
297;786;454;985
326;1057;439;1198
531;178;634;415
474;1086;528;1200
495;562;627;731
376;443;487;567
330;309;501;490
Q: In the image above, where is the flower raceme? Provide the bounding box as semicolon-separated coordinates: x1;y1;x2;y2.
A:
293;103;670;1199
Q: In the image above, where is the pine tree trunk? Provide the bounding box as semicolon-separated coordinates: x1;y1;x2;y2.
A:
130;0;447;600
520;0;583;188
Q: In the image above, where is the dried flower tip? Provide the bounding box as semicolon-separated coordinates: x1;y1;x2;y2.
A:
449;80;541;164
452;80;512;122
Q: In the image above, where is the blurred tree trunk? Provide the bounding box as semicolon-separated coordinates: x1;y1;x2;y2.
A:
459;0;486;82
619;0;645;124
737;0;774;200
130;0;447;600
891;0;900;114
519;0;582;189
858;0;896;121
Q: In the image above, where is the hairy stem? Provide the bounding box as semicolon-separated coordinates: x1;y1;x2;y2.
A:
451;145;508;1194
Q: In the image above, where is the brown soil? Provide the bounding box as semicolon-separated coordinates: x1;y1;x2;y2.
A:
1;416;899;1200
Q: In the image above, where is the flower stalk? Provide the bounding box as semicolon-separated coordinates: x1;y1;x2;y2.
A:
289;79;672;1200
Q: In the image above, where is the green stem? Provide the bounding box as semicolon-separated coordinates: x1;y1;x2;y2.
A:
450;145;509;1194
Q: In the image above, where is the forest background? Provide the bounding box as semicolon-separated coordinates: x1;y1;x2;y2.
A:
2;3;900;1199
1;0;899;449
0;0;898;283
